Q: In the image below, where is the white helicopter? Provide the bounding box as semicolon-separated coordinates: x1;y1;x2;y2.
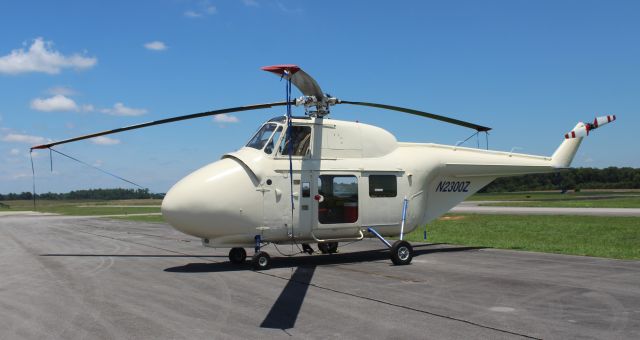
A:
32;65;615;270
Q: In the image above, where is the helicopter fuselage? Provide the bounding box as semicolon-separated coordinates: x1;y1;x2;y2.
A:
161;116;568;248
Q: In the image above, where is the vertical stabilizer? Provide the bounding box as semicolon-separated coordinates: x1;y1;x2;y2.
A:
551;136;583;168
552;122;586;168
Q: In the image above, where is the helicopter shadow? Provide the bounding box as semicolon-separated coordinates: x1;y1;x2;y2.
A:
163;244;483;273
164;244;483;331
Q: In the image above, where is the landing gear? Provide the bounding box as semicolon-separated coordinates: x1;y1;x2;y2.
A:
301;243;314;255
390;240;413;265
251;235;271;270
252;251;271;270
318;242;338;254
228;247;246;264
367;227;413;266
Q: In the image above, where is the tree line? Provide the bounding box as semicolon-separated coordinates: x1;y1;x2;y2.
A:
481;167;640;192
0;188;164;201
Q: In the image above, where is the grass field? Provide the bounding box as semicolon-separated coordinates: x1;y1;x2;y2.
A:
468;191;640;208
0;199;161;216
404;214;640;260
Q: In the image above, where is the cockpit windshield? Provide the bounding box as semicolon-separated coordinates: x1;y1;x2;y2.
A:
245;119;312;157
246;123;278;150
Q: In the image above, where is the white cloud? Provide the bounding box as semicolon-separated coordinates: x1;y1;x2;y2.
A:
91;136;120;145
184;1;217;18
100;102;147;116
242;0;259;7
81;104;94;112
47;86;77;96
0;37;97;75
144;41;168;51
2;133;46;145
30;95;79;112
213;114;239;123
184;10;202;17
277;2;303;13
11;172;32;179
9;148;20;156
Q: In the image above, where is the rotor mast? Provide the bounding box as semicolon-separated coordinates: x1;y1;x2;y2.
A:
261;64;338;117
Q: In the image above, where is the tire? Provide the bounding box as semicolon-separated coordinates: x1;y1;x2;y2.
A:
318;242;329;254
390;240;413;265
318;242;338;254
229;248;246;264
252;251;271;270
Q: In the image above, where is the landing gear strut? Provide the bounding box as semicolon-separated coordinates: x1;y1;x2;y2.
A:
251;235;271;270
367;227;413;265
228;247;246;264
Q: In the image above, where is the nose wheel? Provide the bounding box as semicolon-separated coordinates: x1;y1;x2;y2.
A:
252;251;271;270
229;247;247;264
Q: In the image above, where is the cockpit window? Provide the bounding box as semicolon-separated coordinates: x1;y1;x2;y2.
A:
279;126;312;156
246;123;277;150
264;126;283;154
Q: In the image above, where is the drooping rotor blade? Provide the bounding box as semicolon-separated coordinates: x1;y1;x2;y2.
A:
339;100;492;132
261;65;325;100
31;101;291;150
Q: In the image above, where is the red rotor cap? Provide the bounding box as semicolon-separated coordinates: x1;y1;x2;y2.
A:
261;64;301;76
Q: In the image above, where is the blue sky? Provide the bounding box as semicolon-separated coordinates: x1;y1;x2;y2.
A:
0;0;638;194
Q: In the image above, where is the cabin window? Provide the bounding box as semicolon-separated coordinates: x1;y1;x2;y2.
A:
264;126;283;154
318;175;358;224
279;126;312;156
369;175;397;197
246;123;278;150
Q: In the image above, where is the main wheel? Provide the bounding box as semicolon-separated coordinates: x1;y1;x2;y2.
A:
229;247;246;264
318;242;339;254
251;251;271;270
390;240;413;265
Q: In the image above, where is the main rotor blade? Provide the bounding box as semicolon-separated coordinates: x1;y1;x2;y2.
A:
340;101;491;132
261;65;325;100
31;101;292;150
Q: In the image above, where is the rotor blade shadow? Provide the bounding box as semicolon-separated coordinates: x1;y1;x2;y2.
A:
260;265;316;330
164;244;484;273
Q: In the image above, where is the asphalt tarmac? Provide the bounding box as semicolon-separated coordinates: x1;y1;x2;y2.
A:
1;215;639;339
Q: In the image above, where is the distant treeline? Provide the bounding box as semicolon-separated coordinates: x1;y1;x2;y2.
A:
482;167;640;192
0;188;164;201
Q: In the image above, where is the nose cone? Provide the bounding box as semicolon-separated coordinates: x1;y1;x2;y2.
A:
162;158;260;238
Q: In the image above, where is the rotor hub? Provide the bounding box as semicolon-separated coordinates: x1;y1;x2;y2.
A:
294;95;340;117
